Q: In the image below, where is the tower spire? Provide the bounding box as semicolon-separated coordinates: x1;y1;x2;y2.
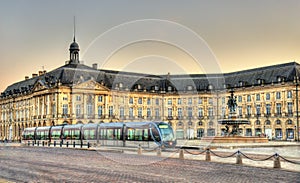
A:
73;16;76;42
69;16;80;64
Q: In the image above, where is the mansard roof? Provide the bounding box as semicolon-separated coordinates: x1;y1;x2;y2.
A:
1;61;300;98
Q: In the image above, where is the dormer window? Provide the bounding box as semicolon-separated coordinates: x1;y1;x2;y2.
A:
119;82;123;88
277;76;285;83
187;85;193;91
239;81;244;87
207;84;214;90
167;86;172;92
257;79;264;85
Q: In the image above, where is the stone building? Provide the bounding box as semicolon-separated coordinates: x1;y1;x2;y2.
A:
0;37;299;141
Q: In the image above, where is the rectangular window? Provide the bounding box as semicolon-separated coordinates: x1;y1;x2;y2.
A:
238;106;242;117
276;92;281;100
247;105;251;116
208;98;213;105
98;106;103;118
87;103;93;117
62;104;68;115
147;98;151;105
256;94;260;101
76;95;81;101
109;106;113;117
287;102;293;114
76;104;81;117
120;107;124;118
198;108;203;117
222;97;226;105
147;108;151;118
129;107;133;118
256;104;261;116
198;98;203;105
287;91;292;99
188;98;192;105
129;97;133;104
167;98;172;105
155;108;160;118
276;103;282;115
188;107;193;117
138;107;143;118
138;98;142;104
238;96;242;103
266;104;271;116
168;108;172;117
247;95;251;102
178;98;182;105
178;108;182;117
266;93;270;100
155;98;159;105
98;96;103;102
208;107;213;117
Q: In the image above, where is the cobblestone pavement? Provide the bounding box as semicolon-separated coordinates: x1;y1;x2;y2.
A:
0;146;299;183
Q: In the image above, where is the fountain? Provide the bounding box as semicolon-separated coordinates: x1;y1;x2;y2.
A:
202;89;268;143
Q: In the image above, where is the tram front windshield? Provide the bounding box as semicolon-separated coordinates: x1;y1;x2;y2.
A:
158;124;175;141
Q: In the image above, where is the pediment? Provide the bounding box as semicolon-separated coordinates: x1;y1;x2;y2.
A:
73;80;109;91
32;80;48;92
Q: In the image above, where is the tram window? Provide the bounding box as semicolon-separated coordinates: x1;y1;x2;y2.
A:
116;129;121;140
127;129;135;140
99;129;106;140
72;130;80;140
51;130;60;140
135;129;143;141
107;129;114;140
41;131;46;140
151;127;161;142
84;129;95;140
64;130;70;139
143;129;149;141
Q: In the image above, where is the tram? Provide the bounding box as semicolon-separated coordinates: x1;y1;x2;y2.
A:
22;122;176;148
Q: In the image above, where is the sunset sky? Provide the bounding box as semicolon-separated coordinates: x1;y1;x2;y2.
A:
0;0;300;92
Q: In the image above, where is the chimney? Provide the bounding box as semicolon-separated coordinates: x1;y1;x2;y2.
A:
32;73;38;78
43;70;47;74
92;63;98;69
25;76;29;80
38;71;43;76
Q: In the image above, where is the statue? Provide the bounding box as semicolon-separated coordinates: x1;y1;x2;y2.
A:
227;89;237;113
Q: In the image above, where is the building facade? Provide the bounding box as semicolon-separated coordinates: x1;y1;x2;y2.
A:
0;38;299;141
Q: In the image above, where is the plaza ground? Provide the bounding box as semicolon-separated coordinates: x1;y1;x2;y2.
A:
0;142;299;182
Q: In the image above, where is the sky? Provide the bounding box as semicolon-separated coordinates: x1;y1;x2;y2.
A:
0;0;300;92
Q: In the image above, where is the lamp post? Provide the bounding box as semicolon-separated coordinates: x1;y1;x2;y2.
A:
295;76;299;142
295;125;297;141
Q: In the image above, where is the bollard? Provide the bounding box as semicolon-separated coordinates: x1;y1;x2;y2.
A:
138;144;142;155
80;141;83;148
273;153;281;169
73;141;76;148
60;141;62;147
205;148;211;161
28;141;30;146
236;151;242;165
87;142;90;149
157;147;162;157
66;141;69;147
42;141;44;147
37;141;39;146
54;141;56;147
179;149;184;159
32;141;35;146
